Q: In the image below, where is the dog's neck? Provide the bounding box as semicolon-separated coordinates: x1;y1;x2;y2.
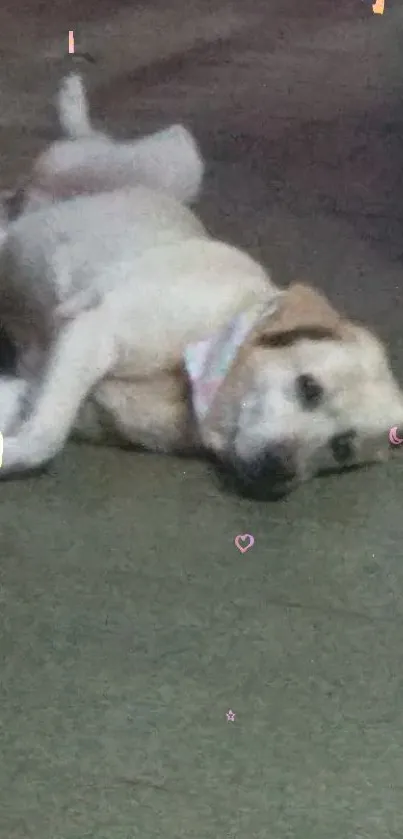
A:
184;295;281;421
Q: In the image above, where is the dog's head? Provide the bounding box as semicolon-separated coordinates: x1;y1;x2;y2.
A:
192;283;403;499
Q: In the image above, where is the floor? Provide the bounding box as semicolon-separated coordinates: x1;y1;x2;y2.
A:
2;1;403;837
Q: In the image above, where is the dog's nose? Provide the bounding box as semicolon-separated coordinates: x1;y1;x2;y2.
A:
228;445;297;499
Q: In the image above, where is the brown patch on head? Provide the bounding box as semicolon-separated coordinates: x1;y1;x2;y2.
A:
253;283;352;347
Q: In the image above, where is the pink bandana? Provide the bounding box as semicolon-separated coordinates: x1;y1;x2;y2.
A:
184;296;282;421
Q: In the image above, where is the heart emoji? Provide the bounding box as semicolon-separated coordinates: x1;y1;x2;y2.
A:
234;533;255;553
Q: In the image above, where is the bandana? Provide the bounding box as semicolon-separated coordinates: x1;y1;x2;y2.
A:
184;295;282;421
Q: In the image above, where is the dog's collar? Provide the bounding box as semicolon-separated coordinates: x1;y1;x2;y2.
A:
184;294;282;421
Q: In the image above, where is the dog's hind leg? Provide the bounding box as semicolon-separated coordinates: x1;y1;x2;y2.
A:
57;73;98;139
0;308;115;475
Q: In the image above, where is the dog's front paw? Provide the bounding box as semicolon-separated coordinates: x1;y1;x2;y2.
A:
0;435;23;475
0;429;57;477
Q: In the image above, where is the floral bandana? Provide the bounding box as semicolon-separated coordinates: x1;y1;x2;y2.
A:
184;295;282;421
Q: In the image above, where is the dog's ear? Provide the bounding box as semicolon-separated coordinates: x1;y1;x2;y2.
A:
253;283;350;346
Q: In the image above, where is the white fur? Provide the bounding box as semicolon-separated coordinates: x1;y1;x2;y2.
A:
0;76;402;491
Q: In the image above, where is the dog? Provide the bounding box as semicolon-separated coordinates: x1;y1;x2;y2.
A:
0;78;402;498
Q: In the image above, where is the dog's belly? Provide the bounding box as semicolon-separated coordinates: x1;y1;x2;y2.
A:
0;187;206;318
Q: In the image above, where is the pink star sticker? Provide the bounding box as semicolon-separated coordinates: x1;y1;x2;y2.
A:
226;709;236;722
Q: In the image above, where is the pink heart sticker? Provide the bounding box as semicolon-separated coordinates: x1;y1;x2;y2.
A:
234;533;255;554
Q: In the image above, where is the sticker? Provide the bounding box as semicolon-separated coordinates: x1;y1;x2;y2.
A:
234;534;255;554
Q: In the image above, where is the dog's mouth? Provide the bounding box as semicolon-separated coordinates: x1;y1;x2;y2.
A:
212;447;298;501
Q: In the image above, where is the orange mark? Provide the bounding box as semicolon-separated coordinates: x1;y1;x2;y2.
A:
372;0;384;13
68;30;74;54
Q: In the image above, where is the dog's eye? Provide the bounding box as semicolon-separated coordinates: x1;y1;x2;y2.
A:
296;374;323;408
331;431;356;464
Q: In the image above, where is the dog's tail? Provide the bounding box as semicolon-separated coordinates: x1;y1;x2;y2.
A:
57;73;95;139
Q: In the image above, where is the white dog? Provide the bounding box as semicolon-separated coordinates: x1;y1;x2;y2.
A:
0;76;402;498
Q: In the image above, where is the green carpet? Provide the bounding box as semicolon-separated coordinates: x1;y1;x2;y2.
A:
2;445;403;838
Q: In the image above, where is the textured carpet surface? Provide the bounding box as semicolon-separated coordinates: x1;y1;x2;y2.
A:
2;1;403;837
